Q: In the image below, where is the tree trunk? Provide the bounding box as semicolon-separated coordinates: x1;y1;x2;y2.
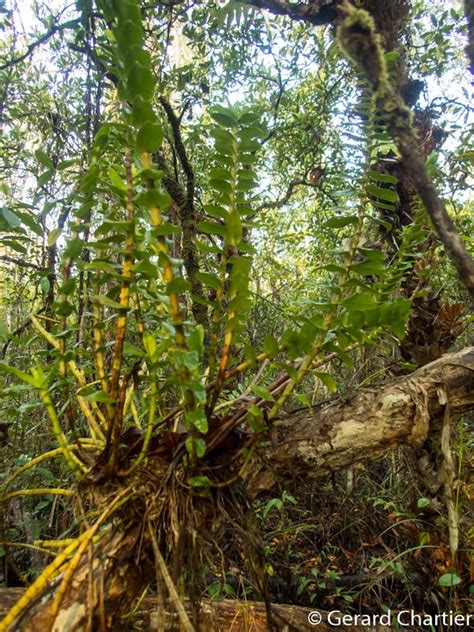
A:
3;526;150;632
2;348;473;631
246;347;474;495
0;590;418;631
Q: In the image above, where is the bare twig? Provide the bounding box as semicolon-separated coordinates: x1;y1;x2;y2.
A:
0;20;80;71
392;132;474;296
0;309;45;360
257;178;308;210
147;522;195;632
0;256;42;271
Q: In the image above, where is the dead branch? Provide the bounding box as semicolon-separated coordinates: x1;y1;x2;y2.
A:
246;347;474;495
241;0;340;26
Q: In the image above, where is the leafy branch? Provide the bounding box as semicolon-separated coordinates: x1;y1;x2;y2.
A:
337;1;474;297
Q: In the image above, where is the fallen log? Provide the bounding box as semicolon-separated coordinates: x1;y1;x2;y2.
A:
117;597;421;631
2;349;472;631
246;347;474;494
0;590;414;631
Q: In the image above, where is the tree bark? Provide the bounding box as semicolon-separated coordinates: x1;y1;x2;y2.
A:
2;349;473;631
465;0;474;74
241;0;340;26
246;347;474;495
0;590;415;631
2;526;150;632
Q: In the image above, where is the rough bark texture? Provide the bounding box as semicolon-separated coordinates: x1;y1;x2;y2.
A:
386;121;474;297
2;349;473;631
465;0;474;74
157;97;208;328
336;3;474;298
6;526;150;632
242;0;340;26
0;591;413;631
246;347;474;496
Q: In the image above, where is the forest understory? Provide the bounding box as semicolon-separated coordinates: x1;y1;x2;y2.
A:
0;0;473;630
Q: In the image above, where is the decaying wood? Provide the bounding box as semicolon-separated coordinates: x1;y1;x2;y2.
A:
119;597;412;631
0;590;411;631
246;347;474;495
2;349;473;631
5;526;150;632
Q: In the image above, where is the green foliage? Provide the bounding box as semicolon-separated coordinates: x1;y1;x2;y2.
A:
0;0;469;455
438;572;462;587
0;0;471;619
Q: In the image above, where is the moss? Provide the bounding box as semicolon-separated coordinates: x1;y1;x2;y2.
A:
336;3;387;91
337;2;418;144
376;94;415;143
